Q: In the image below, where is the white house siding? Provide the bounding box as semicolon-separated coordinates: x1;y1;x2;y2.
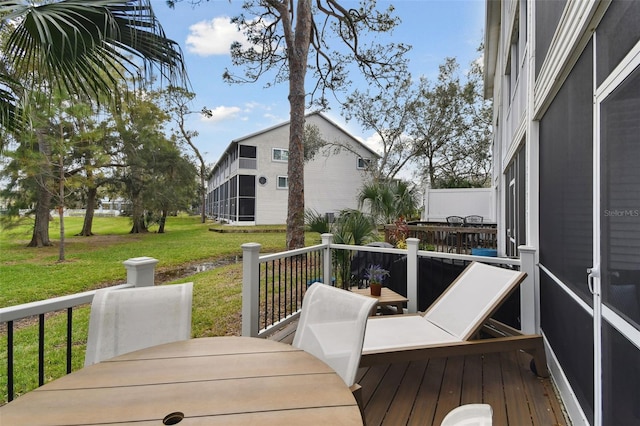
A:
302;114;372;220
208;112;377;225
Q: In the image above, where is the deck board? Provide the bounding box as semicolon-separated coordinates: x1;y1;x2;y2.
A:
461;353;483;404
267;320;570;425
408;358;445;425
483;350;508;425
502;351;533;424
382;361;426;425
434;356;464;424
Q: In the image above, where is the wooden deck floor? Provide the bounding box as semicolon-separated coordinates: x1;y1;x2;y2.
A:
268;321;569;426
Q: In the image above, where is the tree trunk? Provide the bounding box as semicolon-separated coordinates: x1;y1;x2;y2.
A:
77;186;97;236
130;214;147;233
29;188;52;247
58;206;65;261
200;172;206;224
129;192;148;234
158;209;168;233
285;0;312;250
28;129;52;247
58;153;65;262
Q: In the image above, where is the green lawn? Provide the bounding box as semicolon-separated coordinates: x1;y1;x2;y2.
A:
0;215;323;403
0;215;298;306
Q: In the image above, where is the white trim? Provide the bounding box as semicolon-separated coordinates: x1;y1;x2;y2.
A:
276;175;289;189
533;0;611;120
591;33;603;426
503;120;526;175
602;305;640;352
591;35;640;426
595;38;640;102
356;157;370;170
538;264;593;317
272;148;289;162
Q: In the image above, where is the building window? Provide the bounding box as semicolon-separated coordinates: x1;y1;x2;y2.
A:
277;176;288;189
357;158;370;169
239;145;257;169
239;145;256;159
272;148;289;162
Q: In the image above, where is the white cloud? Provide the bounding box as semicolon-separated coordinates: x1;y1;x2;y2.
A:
186;16;243;56
243;101;260;112
362;133;384;156
201;105;242;122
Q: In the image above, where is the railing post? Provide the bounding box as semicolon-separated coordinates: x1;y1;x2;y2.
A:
123;257;159;287
406;238;419;313
518;245;538;334
321;233;333;286
242;243;262;337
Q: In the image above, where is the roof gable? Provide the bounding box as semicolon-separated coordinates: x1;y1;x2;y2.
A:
232;111;378;157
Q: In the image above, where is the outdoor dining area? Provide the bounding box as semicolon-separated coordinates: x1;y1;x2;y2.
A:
1;256;568;425
387;215;498;255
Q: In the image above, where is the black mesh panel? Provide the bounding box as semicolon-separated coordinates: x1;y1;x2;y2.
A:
539;39;593;300
596;0;640;86
540;273;594;424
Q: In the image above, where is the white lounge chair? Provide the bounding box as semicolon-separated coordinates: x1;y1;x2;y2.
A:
84;283;193;366
360;262;548;377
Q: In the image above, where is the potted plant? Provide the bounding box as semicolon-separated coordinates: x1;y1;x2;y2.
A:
364;264;390;296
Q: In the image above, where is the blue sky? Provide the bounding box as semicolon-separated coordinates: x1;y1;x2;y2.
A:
151;0;486;166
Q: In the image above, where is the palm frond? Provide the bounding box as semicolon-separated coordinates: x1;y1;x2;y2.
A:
0;0;186;133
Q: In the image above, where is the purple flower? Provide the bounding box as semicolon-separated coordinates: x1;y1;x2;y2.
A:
364;264;390;283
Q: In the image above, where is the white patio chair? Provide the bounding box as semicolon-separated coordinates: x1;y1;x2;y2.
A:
361;262;548;378
441;404;493;426
293;282;377;387
293;282;377;421
84;282;193;366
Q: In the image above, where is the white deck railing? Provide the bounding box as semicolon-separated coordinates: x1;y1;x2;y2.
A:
242;235;538;338
1;257;159;402
2;241;538;402
0;257;158;325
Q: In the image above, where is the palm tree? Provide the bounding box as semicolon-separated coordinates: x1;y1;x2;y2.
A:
0;0;186;144
1;0;186;247
358;179;420;225
331;209;377;289
358;180;396;225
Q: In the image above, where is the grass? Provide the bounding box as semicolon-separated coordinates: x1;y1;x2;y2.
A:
0;215;323;403
0;216;294;307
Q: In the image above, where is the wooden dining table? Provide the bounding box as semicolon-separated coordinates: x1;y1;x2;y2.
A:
1;336;363;425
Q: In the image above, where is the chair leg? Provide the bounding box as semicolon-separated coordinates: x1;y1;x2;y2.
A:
350;383;366;425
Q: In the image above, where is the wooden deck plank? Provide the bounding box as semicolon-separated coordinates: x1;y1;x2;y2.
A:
407;357;447;426
266;320;569;426
461;353;484;404
364;363;408;426
358;364;389;407
381;361;428;425
516;351;569;425
483;352;508;425
433;356;465;424
501;351;534;424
